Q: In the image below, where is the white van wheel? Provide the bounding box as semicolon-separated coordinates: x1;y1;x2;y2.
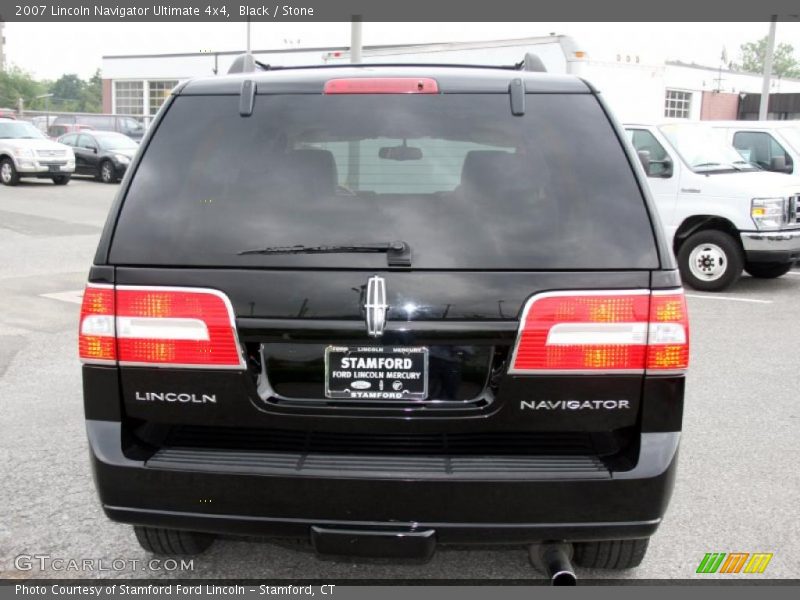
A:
678;230;743;291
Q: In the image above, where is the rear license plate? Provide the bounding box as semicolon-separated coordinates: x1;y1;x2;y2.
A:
325;346;428;401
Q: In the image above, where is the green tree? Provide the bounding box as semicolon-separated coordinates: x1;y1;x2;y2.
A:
50;73;85;111
45;71;102;112
0;66;47;109
738;37;800;78
0;67;103;113
80;69;103;113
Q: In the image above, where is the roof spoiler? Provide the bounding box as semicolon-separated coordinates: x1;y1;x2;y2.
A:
515;53;547;72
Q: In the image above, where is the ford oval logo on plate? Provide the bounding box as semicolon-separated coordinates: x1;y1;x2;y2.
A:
350;380;372;390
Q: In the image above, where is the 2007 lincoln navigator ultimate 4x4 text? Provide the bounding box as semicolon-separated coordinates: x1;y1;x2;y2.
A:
80;63;689;583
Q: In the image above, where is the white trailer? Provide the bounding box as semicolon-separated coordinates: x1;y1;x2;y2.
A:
320;35;589;76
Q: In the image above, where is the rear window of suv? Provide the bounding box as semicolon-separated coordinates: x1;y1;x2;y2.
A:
109;92;658;269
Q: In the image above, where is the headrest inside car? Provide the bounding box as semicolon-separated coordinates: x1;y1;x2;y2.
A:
286;149;339;195
460;150;524;194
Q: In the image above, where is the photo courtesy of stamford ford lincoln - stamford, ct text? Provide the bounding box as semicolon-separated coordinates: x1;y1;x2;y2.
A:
0;0;799;597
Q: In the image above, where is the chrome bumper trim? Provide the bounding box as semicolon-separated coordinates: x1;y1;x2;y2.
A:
740;230;800;253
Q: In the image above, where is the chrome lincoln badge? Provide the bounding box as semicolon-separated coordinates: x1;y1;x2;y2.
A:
364;276;388;337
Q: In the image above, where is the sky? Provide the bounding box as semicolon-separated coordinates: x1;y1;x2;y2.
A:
4;21;800;80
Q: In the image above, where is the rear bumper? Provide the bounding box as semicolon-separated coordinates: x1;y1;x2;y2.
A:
741;230;800;263
88;420;679;544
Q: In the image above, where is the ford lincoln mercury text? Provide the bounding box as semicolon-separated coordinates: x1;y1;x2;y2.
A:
79;60;689;584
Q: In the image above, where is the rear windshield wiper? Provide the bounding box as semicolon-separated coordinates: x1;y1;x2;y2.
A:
238;241;411;267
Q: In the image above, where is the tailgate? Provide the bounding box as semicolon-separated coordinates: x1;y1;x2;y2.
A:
116;267;650;434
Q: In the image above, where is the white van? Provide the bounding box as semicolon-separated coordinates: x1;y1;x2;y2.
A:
709;120;800;176
625;122;800;291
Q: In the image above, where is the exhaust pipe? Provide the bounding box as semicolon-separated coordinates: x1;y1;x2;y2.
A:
529;543;577;586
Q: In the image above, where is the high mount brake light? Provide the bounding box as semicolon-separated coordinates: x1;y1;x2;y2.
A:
509;289;689;374
323;78;439;94
78;285;244;369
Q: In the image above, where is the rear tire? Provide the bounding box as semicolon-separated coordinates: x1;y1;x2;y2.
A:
1;158;20;186
744;262;793;279
51;175;70;185
133;526;214;555
572;538;649;570
677;230;743;291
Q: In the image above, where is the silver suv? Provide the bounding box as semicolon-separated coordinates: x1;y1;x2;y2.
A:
0;118;75;186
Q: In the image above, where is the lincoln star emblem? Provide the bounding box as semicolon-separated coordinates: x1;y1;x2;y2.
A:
364;276;388;337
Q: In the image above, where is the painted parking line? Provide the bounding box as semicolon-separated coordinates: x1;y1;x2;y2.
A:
685;293;773;305
39;290;84;305
786;271;800;276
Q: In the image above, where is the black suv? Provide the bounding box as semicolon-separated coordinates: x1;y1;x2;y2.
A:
80;64;689;580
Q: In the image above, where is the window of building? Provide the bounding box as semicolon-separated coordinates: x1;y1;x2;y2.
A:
664;90;692;119
115;81;144;115
148;80;178;116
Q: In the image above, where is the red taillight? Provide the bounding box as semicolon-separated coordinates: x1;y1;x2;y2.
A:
323;77;439;94
646;291;690;371
509;289;689;374
79;284;116;364
78;285;244;369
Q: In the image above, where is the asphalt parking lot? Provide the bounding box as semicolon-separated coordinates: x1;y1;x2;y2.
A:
1;178;798;581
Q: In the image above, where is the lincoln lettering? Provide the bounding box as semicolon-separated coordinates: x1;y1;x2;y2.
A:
135;392;217;404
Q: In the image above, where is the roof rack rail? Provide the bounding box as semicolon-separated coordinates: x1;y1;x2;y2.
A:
225;54;552;75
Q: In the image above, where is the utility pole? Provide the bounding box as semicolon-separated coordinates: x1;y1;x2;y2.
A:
0;19;6;73
36;93;53;127
238;17;254;73
345;15;363;190
350;15;362;64
715;47;727;93
246;16;251;54
759;16;777;121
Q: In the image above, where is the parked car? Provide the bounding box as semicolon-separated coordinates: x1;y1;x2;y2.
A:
58;130;138;183
30;115;58;134
625;122;800;291
709;120;800;175
50;114;145;141
0;118;75;185
80;63;690;580
47;123;94;139
0;108;17;119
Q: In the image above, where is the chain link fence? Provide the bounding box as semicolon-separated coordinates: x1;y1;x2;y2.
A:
9;109;150;140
